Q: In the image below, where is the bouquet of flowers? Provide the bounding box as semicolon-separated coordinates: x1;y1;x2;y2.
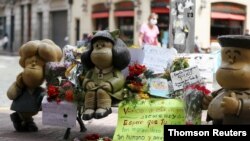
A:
125;63;154;99
45;62;84;104
183;84;210;125
47;80;75;103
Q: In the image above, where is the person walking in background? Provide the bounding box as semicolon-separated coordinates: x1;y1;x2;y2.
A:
138;13;160;47
2;33;8;50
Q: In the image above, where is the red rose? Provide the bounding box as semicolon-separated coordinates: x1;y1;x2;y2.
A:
65;90;74;102
47;85;59;98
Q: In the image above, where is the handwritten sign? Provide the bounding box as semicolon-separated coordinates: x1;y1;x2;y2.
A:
177;53;215;83
42;96;77;128
149;78;173;98
113;99;185;141
142;45;176;74
170;66;201;90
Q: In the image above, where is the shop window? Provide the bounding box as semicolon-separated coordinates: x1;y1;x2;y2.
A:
0;16;6;37
95;18;108;31
117;17;134;46
211;19;243;39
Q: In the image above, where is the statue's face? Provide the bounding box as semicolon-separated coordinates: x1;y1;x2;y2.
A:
216;47;250;89
22;55;45;88
91;39;113;69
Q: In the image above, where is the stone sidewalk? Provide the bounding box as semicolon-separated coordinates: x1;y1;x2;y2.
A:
0;107;211;141
0;107;118;141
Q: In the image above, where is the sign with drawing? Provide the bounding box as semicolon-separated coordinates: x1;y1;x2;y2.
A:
169;0;195;53
149;78;174;98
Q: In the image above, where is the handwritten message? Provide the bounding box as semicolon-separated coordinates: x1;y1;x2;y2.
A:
42;96;77;128
170;66;201;90
149;78;173;98
142;45;176;74
113;99;185;141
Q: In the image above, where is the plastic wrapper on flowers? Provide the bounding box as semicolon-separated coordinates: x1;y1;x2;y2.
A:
183;84;210;125
45;61;84;105
45;62;67;86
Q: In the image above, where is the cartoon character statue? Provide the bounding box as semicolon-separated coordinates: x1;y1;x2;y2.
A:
7;39;62;131
81;30;131;120
204;35;250;124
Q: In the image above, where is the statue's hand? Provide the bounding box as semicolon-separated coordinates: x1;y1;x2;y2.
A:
16;73;25;88
202;94;213;110
86;81;96;90
99;81;112;92
221;92;239;115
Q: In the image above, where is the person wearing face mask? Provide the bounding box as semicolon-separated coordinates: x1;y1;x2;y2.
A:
139;13;160;47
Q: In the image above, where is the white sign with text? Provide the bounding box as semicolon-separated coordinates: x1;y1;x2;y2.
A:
142;45;176;74
170;66;201;90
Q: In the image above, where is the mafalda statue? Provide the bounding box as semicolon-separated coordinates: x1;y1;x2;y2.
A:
7;39;62;131
204;35;250;124
81;30;131;120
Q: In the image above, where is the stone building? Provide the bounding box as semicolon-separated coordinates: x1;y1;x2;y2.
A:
0;0;250;52
0;0;71;52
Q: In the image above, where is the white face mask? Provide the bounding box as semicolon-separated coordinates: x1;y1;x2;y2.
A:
150;19;157;25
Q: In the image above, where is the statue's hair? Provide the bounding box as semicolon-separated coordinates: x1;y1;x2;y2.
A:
19;39;62;68
81;38;131;70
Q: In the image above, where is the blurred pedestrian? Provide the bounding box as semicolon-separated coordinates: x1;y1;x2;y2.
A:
2;33;8;50
138;13;160;47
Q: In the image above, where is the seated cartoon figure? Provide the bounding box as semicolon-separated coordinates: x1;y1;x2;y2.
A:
204;35;250;124
81;30;131;120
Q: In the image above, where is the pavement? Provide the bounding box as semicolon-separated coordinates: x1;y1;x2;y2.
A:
0;107;118;141
0;53;212;141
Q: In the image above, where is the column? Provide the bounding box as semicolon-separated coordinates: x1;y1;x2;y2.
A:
108;2;115;31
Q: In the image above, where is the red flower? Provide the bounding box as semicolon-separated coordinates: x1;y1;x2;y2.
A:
56;97;61;104
128;63;146;76
85;133;100;140
185;84;211;96
65;90;74;102
103;137;112;141
47;85;59;98
62;81;73;89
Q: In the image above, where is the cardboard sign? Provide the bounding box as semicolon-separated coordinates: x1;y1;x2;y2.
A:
170;66;201;90
42;97;77;128
113;99;185;141
142;45;176;74
149;78;173;98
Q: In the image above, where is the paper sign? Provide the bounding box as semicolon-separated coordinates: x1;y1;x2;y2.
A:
42;97;77;128
170;66;200;90
113;99;185;141
149;78;173;98
142;45;176;74
177;53;214;83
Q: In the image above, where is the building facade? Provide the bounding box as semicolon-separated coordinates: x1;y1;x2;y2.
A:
0;0;250;52
0;0;71;52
